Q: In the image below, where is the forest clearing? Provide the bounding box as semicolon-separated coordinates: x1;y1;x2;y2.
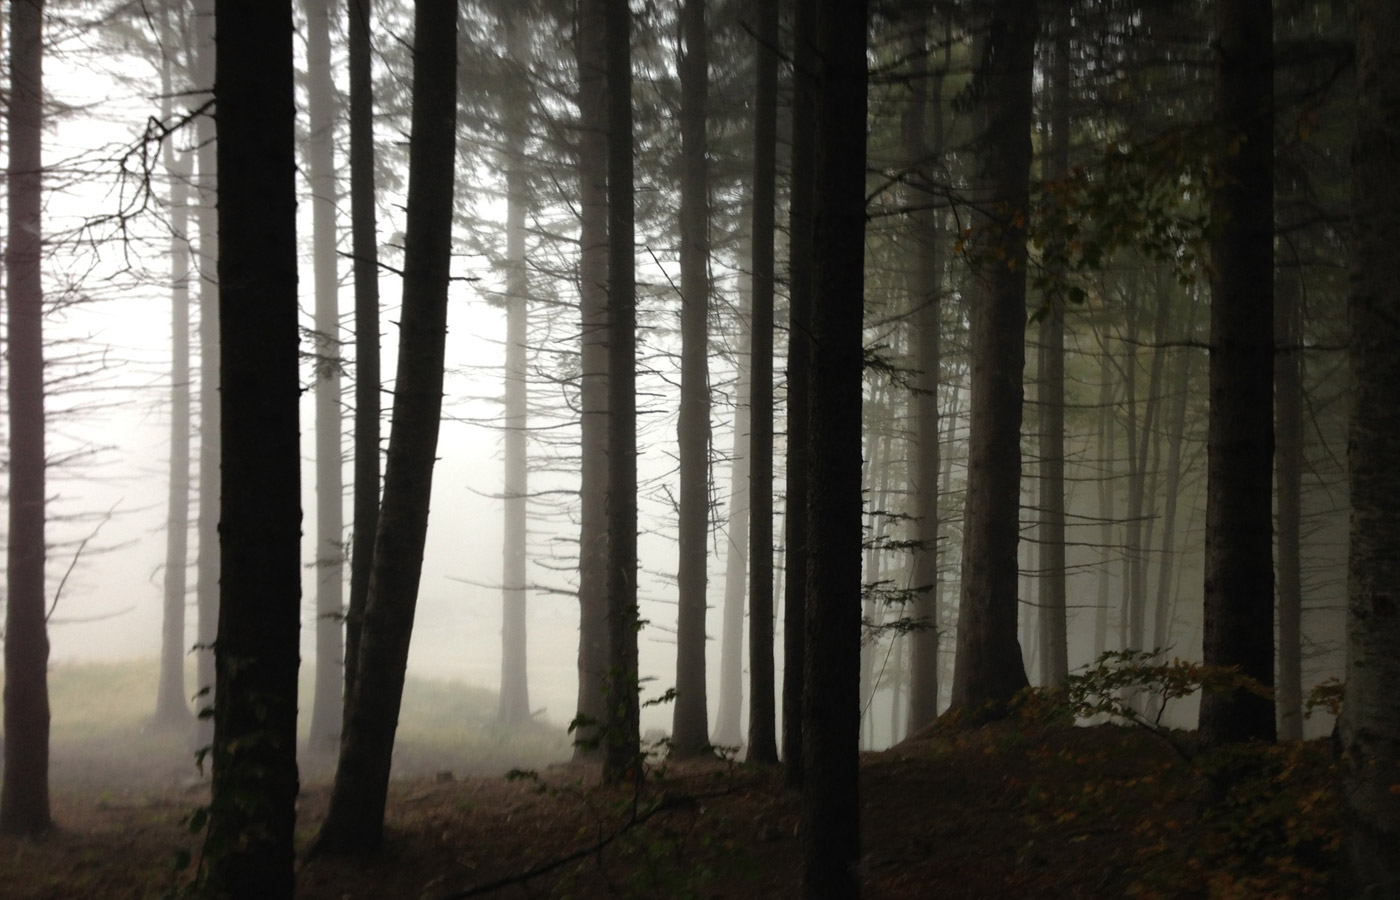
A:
0;661;1338;899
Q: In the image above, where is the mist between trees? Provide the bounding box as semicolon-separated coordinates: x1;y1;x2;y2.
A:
1;0;1397;897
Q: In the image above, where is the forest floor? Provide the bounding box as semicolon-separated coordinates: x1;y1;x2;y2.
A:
2;662;1340;899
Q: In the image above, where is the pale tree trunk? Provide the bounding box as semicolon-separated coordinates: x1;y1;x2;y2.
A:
671;0;712;758
1094;344;1115;660
207;1;300;893
344;0;381;704
714;277;751;749
154;4;193;729
314;0;460;852
1198;0;1275;747
602;0;641;785
1274;252;1303;741
193;0;220;753
2;0;51;838
948;0;1036;714
498;15;532;728
800;0;866;892
571;0;609;760
745;0;779;765
780;0;814;782
1340;0;1400;891
307;0;345;753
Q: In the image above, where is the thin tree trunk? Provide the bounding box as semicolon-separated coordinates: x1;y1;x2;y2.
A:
314;0;460;852
2;0;51;838
1094;345;1115;660
1274;252;1303;741
206;2;300;893
714;289;751;749
671;0;712;758
307;0;345;754
745;0;779;766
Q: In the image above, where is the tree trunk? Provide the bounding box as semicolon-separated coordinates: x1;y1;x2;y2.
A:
314;0;460;852
780;0;814;784
2;0;51;838
207;2;300;894
714;291;750;749
602;0;641;785
800;0;866;893
745;0;780;766
498;14;532;729
1198;0;1275;747
344;0;381;705
1094;347;1115;660
1339;0;1400;891
154;8;193;729
572;0;610;761
671;0;712;758
193;0;220;753
948;0;1037;715
307;0;345;754
1274;252;1303;741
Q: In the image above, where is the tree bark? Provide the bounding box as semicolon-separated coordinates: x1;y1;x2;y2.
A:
714;291;750;749
1340;0;1400;891
207;2;301;894
314;0;460;852
2;0;51;839
800;0;866;893
948;0;1037;715
1198;0;1275;747
307;0;345;754
1274;252;1303;741
671;0;712;758
744;0;780;766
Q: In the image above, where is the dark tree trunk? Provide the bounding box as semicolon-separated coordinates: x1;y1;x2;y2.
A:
154;8;193;729
344;0;381;704
671;0;712;758
193;0;220;753
1274;253;1303;741
903;9;942;731
1198;0;1275;747
947;0;1037;715
799;0;866;894
1340;0;1400;891
498;14;532;729
2;0;51;839
780;0;815;785
314;0;460;852
746;0;779;767
207;2;301;894
602;0;641;785
307;0;345;754
572;0;610;760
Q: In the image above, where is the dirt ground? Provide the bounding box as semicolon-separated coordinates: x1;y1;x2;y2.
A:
1;719;1338;899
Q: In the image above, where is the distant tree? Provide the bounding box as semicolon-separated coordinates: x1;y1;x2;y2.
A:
1339;0;1400;891
714;292;750;749
799;0;867;893
948;0;1037;714
746;0;779;767
2;0;52;839
671;0;713;759
1198;0;1275;747
314;0;461;852
571;0;610;761
602;0;641;785
344;0;382;702
307;0;346;754
205;0;301;894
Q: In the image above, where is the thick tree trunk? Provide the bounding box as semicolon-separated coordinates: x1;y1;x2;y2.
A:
307;0;345;754
948;0;1037;714
344;0;381;704
314;0;460;852
671;0;712;758
745;0;779;766
780;0;814;784
207;3;301;895
800;0;866;894
1340;0;1400;891
1198;0;1275;747
602;0;641;785
1274;254;1303;741
498;15;532;729
572;0;609;761
2;0;51;839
